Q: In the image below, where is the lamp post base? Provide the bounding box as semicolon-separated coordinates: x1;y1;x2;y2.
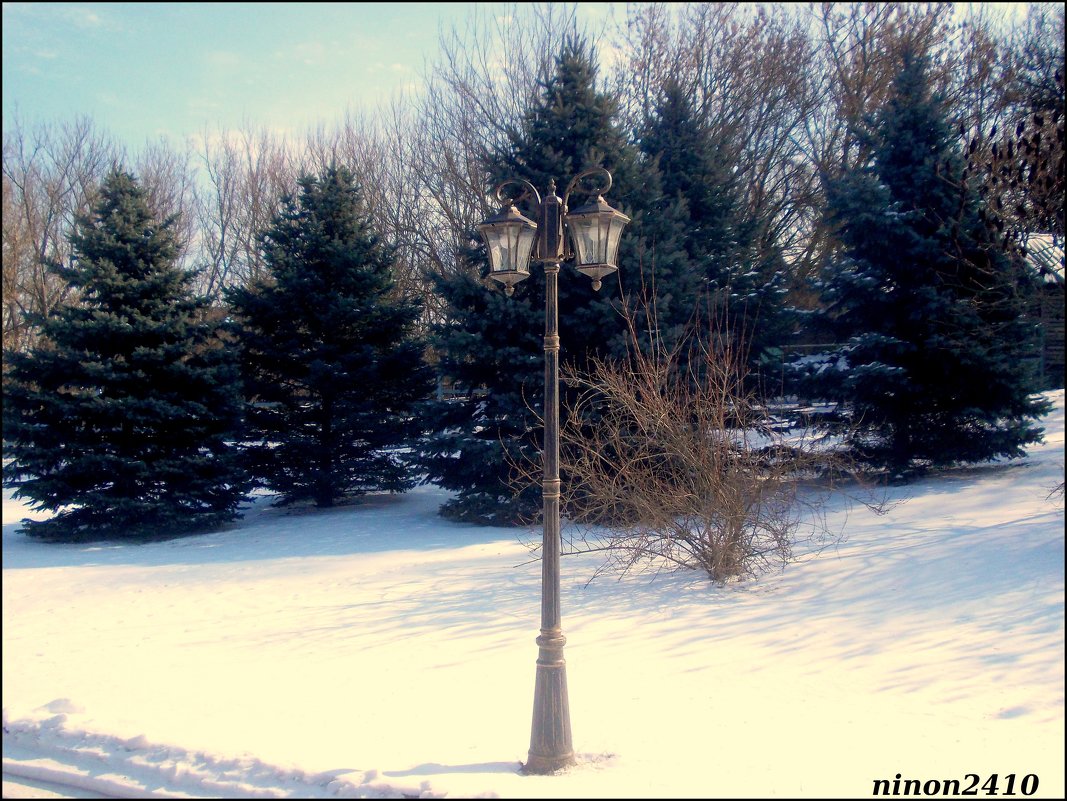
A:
524;750;575;775
524;631;574;775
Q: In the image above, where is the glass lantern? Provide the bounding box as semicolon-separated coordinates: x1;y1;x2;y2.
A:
477;203;538;295
565;195;631;290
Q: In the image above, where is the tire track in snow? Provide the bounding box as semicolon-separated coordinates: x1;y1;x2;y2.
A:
3;714;437;798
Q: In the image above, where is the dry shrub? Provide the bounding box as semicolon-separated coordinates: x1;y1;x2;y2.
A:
555;309;860;584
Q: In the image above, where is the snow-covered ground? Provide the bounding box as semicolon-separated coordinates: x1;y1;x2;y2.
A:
3;392;1064;798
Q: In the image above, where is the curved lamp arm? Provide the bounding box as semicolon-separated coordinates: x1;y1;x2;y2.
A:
562;167;613;211
492;178;542;209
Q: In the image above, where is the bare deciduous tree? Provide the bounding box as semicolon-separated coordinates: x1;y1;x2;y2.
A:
128;137;203;280
2;115;118;358
614;4;823;289
795;2;1017;299
395;2;608;327
963;5;1064;266
193;123;298;300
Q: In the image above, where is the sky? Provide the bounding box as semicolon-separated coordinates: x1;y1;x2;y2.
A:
2;3;1034;154
2;2;618;148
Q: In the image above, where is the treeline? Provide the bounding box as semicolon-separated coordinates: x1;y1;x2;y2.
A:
5;4;1062;354
4;166;431;540
2;3;1064;541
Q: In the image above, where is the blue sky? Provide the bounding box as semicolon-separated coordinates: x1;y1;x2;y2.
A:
2;2;617;148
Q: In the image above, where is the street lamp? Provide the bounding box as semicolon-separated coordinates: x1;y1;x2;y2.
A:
477;167;630;774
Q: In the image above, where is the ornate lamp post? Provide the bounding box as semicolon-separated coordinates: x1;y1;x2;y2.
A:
478;168;630;774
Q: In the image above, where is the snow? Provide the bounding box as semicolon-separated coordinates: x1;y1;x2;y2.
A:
3;392;1065;798
1024;233;1064;284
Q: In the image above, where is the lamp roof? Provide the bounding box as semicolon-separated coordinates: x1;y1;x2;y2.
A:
566;195;630;222
479;202;537;230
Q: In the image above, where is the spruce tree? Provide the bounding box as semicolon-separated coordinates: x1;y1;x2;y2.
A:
804;50;1049;477
625;90;698;356
420;39;649;524
638;77;790;364
226;167;431;507
2;171;248;541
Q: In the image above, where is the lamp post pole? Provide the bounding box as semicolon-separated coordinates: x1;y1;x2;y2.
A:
528;252;571;774
477;168;629;775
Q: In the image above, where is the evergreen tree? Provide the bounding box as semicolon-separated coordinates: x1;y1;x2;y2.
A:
226;167;431;507
625;89;698;356
802;50;1049;477
638;77;791;364
420;39;650;524
2;171;248;541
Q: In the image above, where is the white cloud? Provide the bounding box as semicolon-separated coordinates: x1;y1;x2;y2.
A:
96;91;122;108
205;50;241;69
293;40;327;66
598;41;626;72
273;40;342;68
65;6;101;27
187;96;223;117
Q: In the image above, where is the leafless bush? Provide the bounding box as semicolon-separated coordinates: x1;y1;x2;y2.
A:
547;303;868;584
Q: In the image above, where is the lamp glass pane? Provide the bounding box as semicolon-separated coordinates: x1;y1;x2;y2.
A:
605;215;626;267
497;225;517;272
570;216;599;265
514;224;536;273
483;227;506;273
